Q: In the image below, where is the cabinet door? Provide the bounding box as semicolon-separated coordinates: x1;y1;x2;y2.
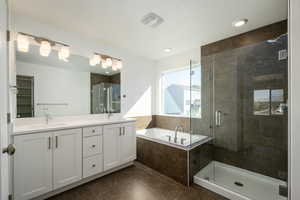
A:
103;124;121;171
120;123;136;164
14;132;52;200
53;129;82;189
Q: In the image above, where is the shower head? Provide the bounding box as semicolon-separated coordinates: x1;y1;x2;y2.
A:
267;34;287;43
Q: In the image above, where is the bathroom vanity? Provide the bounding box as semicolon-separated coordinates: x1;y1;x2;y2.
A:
11;118;136;200
8;30;134;200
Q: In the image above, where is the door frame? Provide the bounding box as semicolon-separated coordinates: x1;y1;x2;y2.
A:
0;0;10;199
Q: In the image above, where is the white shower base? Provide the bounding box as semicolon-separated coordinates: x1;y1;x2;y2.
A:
194;161;287;200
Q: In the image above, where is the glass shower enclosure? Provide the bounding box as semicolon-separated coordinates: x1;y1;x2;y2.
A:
91;83;121;114
192;34;288;200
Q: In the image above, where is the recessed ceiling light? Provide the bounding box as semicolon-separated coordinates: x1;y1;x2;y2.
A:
232;19;248;27
164;48;172;52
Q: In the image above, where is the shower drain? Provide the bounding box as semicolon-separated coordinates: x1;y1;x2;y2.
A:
234;181;244;187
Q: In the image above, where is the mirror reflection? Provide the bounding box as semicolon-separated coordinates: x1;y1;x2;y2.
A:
15;44;121;118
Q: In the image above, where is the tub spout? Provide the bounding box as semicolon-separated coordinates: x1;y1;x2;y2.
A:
174;125;184;143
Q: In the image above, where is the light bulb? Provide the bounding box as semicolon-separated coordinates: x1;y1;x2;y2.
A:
17;34;29;52
89;54;101;66
105;58;113;67
112;59;118;69
102;60;108;69
112;64;118;71
40;40;51;57
116;60;123;69
58;46;70;61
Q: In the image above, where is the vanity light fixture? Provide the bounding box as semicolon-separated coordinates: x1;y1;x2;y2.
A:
89;52;122;69
39;40;52;57
89;54;101;66
58;45;70;62
16;32;71;60
102;60;108;69
112;63;118;71
105;58;113;67
116;60;123;69
112;58;123;70
232;19;248;27
17;33;30;52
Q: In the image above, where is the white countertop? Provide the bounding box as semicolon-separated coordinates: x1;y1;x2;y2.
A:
12;118;136;135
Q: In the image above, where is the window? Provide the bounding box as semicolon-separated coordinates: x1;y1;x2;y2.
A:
160;66;201;118
253;89;285;116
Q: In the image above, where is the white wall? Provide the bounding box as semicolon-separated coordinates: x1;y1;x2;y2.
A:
16;61;90;117
290;0;300;199
155;48;201;114
10;15;156;118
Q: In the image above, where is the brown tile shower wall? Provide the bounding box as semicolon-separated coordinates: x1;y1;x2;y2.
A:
201;20;288;181
201;21;287;57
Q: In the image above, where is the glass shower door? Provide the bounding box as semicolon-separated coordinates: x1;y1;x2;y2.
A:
210;35;288;199
190;59;213;145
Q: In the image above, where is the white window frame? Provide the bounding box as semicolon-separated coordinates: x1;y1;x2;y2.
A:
159;65;201;118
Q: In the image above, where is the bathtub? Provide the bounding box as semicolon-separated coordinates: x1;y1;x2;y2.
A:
136;128;212;150
136;128;213;185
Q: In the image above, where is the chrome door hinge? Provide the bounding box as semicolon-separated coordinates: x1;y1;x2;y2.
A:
6;30;10;42
7;113;11;124
8;194;13;200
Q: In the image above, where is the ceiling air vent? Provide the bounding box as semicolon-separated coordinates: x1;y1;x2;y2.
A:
141;12;164;28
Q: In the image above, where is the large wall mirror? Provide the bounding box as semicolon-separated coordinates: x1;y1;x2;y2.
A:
15;43;121;118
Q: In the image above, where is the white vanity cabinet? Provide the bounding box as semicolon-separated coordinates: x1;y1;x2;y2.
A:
13;132;53;200
13;129;82;200
82;126;103;178
120;123;136;164
53;129;82;189
103;122;136;170
13;120;136;200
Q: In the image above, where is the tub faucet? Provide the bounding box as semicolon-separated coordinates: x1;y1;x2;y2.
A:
174;125;184;143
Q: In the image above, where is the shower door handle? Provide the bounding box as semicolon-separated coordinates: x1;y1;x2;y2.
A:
215;110;219;126
215;110;221;127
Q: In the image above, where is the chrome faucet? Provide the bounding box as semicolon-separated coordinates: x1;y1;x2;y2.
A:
45;113;52;124
174;125;184;143
107;111;113;119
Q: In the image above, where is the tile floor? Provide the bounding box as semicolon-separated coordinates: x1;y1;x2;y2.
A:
48;162;227;200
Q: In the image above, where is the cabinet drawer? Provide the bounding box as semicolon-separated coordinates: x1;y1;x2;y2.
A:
83;135;102;157
83;155;103;178
83;126;103;137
